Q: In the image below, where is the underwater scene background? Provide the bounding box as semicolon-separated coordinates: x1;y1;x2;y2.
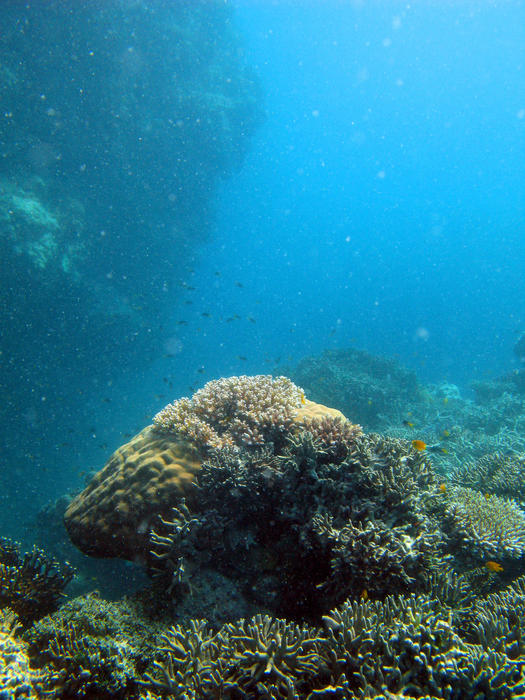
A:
1;0;525;697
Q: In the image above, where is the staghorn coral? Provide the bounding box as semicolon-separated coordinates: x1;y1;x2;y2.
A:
0;537;74;626
0;608;44;698
153;375;306;450
144;429;442;618
25;591;166;699
312;513;439;602
320;594;525;699
443;486;525;561
140;589;525;699
450;452;525;504
38;621;138;698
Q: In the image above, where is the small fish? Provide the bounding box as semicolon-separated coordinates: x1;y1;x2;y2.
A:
237;355;247;361
439;483;447;493
247;316;256;323
177;320;188;325
300;391;306;405
485;493;491;500
485;561;503;573
442;429;451;438
412;439;427;451
402;420;414;428
201;312;211;318
360;589;368;601
235;281;244;288
197;367;205;374
427;443;445;454
443;397;449;405
367;399;373;406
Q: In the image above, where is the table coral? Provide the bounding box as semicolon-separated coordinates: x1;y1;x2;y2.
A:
443;486;525;561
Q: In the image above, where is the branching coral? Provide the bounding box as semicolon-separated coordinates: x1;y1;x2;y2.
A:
312;513;439;601
0;608;43;698
153;375;305;451
0;537;74;626
140;589;525;699
451;452;525;504
320;594;525;699
443;486;525;560
40;621;138;697
297;415;362;463
145;429;443;618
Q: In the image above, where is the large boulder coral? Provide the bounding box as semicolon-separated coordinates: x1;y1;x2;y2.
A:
65;374;525;621
65;376;355;563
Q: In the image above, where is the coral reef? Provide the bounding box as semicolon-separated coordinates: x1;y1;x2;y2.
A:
11;578;525;699
65;378;357;562
153;375;306;450
441;487;525;562
64;426;202;560
290;348;423;430
57;369;525;697
8;574;525;699
0;609;43;699
450;452;525;505
0;537;74;626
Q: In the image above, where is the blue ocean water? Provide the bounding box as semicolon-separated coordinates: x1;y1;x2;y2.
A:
190;0;525;387
0;0;523;553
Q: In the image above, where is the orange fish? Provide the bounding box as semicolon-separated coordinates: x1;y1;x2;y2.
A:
439;483;447;493
485;561;503;573
412;439;427;451
360;589;368;601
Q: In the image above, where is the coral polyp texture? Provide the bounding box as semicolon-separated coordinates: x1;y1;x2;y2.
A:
64;426;202;560
153;374;306;450
65;376;358;563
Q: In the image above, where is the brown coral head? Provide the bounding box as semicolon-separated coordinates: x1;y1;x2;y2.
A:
298;415;362;461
